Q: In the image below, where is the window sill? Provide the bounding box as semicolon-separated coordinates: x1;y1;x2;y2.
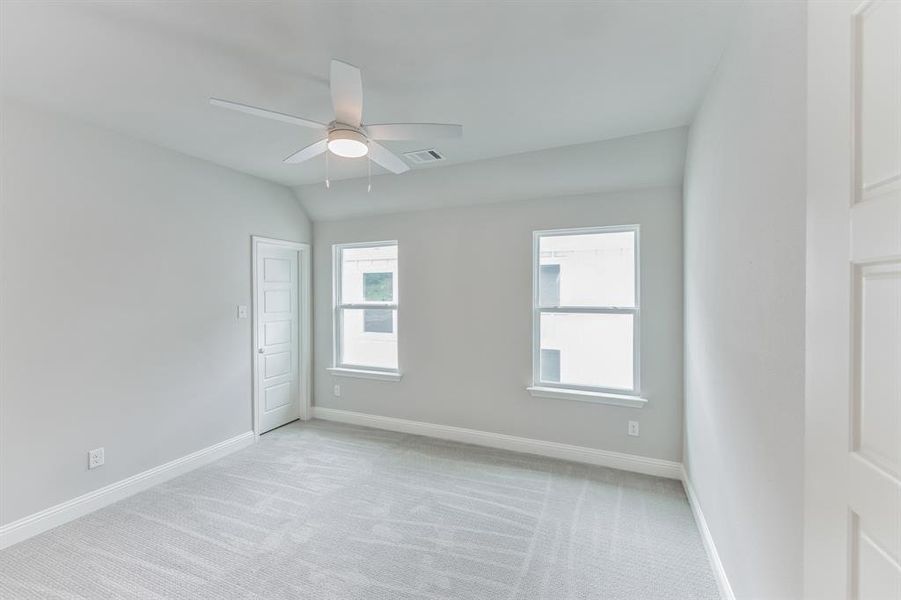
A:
328;367;402;382
526;386;647;408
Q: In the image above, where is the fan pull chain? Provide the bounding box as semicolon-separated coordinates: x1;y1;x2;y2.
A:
325;149;330;189
367;147;372;193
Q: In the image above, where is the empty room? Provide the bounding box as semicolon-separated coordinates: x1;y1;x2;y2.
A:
0;1;898;599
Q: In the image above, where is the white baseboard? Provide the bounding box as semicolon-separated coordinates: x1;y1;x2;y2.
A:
0;431;255;550
312;407;682;479
681;466;735;600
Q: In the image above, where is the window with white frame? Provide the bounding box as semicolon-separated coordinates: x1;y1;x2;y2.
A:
532;225;639;396
333;241;399;372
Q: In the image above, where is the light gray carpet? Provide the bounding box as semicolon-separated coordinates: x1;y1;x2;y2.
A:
0;420;718;599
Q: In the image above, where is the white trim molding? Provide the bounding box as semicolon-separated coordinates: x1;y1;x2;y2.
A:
681;466;735;600
0;431;254;550
327;367;403;382
526;386;647;408
312;407;680;479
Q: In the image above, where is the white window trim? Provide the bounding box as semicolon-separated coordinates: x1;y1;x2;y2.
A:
327;367;402;382
525;386;647;408
332;240;402;380
529;224;645;407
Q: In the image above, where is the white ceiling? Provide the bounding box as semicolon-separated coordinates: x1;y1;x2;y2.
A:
1;1;735;187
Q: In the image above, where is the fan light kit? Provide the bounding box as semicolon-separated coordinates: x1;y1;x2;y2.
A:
327;129;369;158
210;59;462;190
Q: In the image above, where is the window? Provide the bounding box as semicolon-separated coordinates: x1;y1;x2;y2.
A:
529;225;642;405
331;242;399;377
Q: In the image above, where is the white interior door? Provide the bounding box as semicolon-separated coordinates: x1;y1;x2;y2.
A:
255;242;301;433
806;1;901;598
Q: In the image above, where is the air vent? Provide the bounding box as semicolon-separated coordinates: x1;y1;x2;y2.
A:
402;149;444;165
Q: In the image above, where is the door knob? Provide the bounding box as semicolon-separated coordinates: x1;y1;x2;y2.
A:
258;348;265;354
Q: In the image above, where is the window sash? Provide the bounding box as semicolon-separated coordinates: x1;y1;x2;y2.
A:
335;307;399;372
534;307;639;393
532;225;640;395
333;241;399;373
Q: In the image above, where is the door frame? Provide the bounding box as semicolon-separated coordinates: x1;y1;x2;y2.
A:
251;235;312;436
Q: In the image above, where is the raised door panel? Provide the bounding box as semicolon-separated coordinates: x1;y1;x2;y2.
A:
263;320;291;346
855;264;901;477
264;382;292;411
856;525;901;600
264;351;291;379
859;0;901;195
263;257;292;283
263;289;292;315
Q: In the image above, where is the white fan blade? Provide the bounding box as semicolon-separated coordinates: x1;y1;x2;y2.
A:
365;123;462;141
210;98;326;130
330;60;363;126
368;141;410;174
283;139;328;164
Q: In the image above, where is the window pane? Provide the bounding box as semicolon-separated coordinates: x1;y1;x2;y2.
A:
363;308;393;333
539;231;635;307
539;264;560;306
340;244;398;304
539;312;633;390
340;308;397;369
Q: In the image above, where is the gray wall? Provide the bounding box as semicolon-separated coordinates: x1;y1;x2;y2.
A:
683;2;806;598
313;187;684;461
0;101;311;525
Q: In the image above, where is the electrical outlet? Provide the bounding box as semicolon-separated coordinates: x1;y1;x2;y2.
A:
88;447;105;469
628;421;640;437
237;305;248;319
333;384;341;397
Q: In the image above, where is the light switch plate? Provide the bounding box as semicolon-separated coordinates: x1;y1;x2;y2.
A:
237;305;248;319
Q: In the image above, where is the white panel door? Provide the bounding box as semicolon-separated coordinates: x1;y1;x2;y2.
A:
806;1;901;598
256;243;300;433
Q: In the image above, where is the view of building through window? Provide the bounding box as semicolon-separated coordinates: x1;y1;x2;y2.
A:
536;227;638;392
335;243;398;371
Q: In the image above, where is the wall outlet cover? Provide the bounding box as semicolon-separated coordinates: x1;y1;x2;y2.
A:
88;447;105;469
628;421;640;437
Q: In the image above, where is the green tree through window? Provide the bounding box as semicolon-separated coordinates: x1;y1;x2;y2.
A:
364;272;393;301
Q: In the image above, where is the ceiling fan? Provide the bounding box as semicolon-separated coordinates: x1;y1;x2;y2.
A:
210;59;462;184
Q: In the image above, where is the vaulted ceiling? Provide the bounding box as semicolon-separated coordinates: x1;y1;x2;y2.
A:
2;1;735;188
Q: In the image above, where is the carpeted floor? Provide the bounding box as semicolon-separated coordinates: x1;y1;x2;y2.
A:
0;420;719;599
